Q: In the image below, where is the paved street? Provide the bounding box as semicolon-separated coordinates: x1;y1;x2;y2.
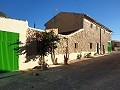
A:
0;52;120;90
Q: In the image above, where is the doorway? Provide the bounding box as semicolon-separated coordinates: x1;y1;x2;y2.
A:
103;45;105;54
0;30;19;71
97;43;99;54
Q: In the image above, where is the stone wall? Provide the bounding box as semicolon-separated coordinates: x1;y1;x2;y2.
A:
26;27;43;41
83;18;111;54
19;27;44;70
55;35;67;55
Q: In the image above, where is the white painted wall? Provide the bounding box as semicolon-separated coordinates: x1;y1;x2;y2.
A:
0;17;28;42
0;17;29;70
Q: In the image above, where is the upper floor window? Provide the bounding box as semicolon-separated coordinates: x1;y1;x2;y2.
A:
90;23;93;28
104;30;105;34
96;26;98;30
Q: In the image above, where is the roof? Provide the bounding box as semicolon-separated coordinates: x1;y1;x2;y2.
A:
45;12;112;32
83;14;112;32
112;40;120;42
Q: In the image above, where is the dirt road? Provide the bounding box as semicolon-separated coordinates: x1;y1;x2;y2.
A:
0;52;120;90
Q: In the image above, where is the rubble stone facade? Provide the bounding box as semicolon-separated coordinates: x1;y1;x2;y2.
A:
45;12;112;59
54;18;111;58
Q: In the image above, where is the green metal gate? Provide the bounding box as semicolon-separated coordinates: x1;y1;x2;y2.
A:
0;30;19;71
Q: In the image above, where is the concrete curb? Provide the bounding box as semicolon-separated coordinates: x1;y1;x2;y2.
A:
0;71;24;79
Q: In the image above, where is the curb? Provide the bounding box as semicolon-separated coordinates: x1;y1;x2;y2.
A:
0;71;24;79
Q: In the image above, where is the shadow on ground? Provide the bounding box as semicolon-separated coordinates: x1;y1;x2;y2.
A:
0;70;9;74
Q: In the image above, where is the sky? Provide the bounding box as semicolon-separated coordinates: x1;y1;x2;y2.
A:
0;0;120;40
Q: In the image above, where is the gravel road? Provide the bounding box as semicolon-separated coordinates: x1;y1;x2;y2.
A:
0;52;120;90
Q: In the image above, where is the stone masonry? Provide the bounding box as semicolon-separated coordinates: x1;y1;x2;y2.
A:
55;18;111;57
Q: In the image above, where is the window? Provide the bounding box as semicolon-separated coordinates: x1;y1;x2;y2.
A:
75;43;78;49
114;43;117;47
90;23;93;28
104;30;105;34
90;43;92;49
96;26;98;30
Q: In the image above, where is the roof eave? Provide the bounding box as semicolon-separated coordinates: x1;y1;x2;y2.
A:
83;14;112;32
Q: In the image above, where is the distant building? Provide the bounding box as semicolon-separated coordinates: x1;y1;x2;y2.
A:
111;40;120;51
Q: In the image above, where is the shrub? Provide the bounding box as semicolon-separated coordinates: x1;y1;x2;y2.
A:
77;53;82;59
94;53;98;56
85;53;91;58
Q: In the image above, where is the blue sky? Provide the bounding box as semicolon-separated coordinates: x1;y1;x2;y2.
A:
0;0;120;40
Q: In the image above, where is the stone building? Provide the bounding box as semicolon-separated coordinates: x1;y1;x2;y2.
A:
45;12;112;58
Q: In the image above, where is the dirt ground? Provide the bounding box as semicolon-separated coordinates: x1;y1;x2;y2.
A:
0;52;120;90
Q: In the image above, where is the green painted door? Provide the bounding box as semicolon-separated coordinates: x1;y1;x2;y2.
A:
108;41;111;53
0;30;19;71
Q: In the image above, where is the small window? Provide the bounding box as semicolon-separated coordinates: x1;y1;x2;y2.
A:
90;43;92;49
114;43;117;47
104;30;105;34
96;26;98;30
90;24;93;28
75;43;78;49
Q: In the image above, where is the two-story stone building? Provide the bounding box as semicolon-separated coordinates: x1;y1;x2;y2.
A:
45;12;112;59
